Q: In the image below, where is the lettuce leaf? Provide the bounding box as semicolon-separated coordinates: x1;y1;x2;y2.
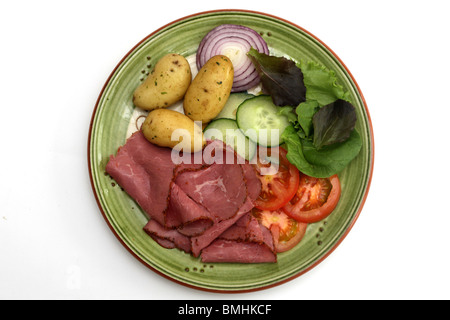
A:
282;125;362;178
296;100;319;137
247;48;306;107
298;60;351;106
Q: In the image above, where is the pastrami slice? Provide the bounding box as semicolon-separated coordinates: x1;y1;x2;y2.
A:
200;240;276;263
200;213;276;263
174;163;247;221
143;219;191;253
105;131;176;225
164;182;213;236
190;196;254;257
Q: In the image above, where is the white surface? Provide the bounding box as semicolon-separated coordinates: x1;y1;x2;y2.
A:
1;0;449;300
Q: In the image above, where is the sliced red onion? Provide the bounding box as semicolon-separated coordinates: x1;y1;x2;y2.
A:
196;24;269;92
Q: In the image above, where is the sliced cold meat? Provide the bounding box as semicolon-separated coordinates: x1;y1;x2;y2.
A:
174;163;247;221
105;131;175;225
241;163;261;202
165;182;213;236
200;213;276;263
190;196;254;257
143;219;191;253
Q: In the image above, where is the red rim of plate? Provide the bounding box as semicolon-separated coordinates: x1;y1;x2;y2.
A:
87;9;375;294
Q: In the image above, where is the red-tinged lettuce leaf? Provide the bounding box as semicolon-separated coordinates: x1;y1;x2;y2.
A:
312;99;357;150
247;48;306;107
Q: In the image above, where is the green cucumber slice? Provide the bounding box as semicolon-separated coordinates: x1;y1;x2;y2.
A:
214;92;254;120
204;118;257;161
236;95;290;147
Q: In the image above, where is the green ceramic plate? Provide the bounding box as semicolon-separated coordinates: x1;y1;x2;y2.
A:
88;10;374;292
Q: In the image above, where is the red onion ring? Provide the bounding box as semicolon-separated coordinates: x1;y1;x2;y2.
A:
196;24;269;92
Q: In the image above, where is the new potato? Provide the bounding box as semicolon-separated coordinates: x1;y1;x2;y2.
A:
183;55;234;124
133;53;191;111
142;109;205;153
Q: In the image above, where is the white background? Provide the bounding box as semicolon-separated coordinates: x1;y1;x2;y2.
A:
1;0;449;300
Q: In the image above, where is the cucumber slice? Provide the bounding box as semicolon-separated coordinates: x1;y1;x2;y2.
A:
204;118;257;161
214;92;254;120
236;95;290;147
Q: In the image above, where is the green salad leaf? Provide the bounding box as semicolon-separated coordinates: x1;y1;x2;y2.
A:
282;125;362;178
296;100;319;137
277;106;298;124
298;60;351;106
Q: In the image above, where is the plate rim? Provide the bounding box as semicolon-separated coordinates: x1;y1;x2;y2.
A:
87;8;375;293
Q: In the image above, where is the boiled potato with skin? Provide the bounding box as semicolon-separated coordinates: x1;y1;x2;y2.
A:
133;53;191;111
142;109;205;153
183;55;234;124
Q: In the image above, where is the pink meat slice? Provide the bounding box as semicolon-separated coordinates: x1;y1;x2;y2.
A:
200;139;262;202
241;163;261;202
200;213;276;263
105;131;175;225
165;183;213;236
190;196;254;257
200;239;276;263
143;219;191;253
174;163;247;221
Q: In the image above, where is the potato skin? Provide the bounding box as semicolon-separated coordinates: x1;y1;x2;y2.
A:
142;109;205;153
133;53;191;111
183;55;234;124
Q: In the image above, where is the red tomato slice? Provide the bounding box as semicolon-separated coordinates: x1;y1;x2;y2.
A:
253;147;300;211
282;174;341;223
253;208;308;253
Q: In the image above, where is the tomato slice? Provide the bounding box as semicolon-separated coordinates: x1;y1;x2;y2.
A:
282;174;341;223
253;208;308;253
253;147;300;211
